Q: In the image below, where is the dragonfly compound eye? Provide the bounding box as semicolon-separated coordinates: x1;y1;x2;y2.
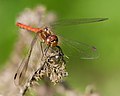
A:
46;35;58;47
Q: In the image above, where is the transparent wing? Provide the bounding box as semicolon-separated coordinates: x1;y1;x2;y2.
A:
50;18;108;27
14;34;38;86
60;38;99;59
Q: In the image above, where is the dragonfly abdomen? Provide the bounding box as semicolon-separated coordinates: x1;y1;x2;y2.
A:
16;22;42;33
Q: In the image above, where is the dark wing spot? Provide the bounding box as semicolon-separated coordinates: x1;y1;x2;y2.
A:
14;73;17;80
92;46;97;51
19;72;22;78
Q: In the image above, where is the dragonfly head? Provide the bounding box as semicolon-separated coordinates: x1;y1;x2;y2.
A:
46;35;58;47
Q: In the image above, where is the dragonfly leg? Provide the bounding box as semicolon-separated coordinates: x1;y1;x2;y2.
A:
40;41;45;60
44;46;50;56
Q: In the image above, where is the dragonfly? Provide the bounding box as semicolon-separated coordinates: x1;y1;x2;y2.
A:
14;18;108;87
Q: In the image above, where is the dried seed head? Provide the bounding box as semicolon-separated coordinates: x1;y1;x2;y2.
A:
32;46;68;84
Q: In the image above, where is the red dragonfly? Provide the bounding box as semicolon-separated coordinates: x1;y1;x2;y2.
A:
14;18;108;86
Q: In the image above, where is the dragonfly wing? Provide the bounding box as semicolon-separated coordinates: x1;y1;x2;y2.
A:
60;38;99;59
50;18;108;27
14;34;38;86
14;57;26;86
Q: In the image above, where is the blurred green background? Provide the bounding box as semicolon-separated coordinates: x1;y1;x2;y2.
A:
0;0;120;96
